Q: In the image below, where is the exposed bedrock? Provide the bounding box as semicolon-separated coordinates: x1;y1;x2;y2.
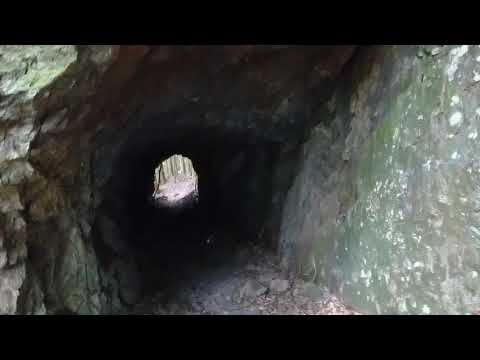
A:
0;45;478;314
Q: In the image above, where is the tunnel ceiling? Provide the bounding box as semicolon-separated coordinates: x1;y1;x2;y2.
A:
77;45;358;198
87;45;358;254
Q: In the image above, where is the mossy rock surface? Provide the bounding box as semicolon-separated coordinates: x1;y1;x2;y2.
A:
0;45;77;99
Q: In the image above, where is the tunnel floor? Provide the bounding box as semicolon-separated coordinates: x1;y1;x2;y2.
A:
102;158;361;315
119;199;360;315
128;240;361;315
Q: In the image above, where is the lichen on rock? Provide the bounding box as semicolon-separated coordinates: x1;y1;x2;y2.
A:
0;45;77;99
281;45;480;314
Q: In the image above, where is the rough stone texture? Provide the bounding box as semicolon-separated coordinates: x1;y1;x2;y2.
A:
0;264;25;314
0;123;36;162
28;180;65;222
112;259;141;306
0;160;34;185
16;263;46;315
55;226;102;314
0;208;27;314
7;44;479;315
281;45;480;314
0;186;23;213
0;46;77;99
0;251;7;268
0;45;120;314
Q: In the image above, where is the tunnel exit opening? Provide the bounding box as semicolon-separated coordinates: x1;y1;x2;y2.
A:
152;154;199;209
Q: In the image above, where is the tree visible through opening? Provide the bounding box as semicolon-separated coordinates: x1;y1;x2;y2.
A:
152;154;198;207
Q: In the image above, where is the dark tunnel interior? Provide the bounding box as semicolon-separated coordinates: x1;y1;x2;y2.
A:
84;45;360;311
92;122;280;300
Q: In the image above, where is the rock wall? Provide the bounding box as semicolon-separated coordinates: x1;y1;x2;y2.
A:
0;45;120;314
281;45;480;314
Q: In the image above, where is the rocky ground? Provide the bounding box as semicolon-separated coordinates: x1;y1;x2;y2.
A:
153;176;198;206
130;176;362;315
129;241;361;315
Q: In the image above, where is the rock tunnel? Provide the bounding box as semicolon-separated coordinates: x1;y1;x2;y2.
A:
95;124;280;303
1;45;480;315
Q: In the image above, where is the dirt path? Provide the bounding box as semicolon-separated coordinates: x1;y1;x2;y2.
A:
154;177;197;204
130;241;361;315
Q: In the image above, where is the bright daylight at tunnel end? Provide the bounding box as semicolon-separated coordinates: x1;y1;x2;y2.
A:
1;45;480;315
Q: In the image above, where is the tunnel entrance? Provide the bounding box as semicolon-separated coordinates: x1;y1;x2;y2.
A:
0;45;375;315
83;45;363;315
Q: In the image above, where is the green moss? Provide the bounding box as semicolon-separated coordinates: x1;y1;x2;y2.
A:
0;45;77;99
